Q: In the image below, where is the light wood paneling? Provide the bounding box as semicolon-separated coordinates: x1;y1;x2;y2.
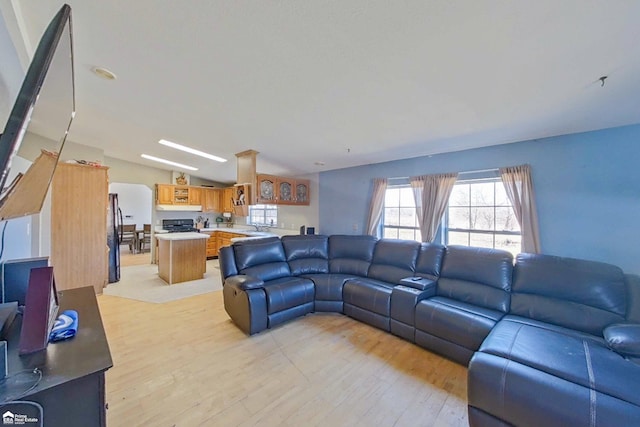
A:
51;163;108;293
0;150;58;220
157;238;207;284
99;291;468;426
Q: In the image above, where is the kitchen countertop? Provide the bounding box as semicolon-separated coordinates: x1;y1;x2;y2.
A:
155;232;209;241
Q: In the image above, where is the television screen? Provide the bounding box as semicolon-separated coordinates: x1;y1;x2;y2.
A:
0;4;74;221
0;257;49;305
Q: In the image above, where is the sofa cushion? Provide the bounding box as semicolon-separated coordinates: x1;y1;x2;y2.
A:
281;235;329;275
302;273;356;301
500;314;606;344
438;245;513;313
478;319;640;407
414;243;446;280
604;323;640;357
415;296;504;351
328;235;377;276
367;239;421;284
343;278;393;316
511;253;627;335
263;277;315;314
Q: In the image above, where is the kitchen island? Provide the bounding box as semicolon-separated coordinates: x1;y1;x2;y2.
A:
156;232;209;284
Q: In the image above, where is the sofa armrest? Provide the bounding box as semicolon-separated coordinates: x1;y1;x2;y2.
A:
399;276;437;295
225;274;265;291
604;322;640;357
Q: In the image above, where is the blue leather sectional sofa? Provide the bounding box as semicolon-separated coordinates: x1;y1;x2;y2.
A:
219;234;640;426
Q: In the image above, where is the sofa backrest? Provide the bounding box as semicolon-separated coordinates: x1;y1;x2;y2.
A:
414;243;446;280
511;253;627;335
368;239;420;284
218;245;238;280
438;245;514;313
233;237;291;281
328;235;377;276
281;235;329;275
626;274;640;323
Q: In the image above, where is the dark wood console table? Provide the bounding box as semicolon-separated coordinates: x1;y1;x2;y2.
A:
0;286;112;426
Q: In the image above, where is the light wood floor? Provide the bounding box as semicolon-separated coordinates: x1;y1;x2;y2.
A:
98;291;468;427
120;250;152;267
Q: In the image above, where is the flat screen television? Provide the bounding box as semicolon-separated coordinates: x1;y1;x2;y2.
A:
0;4;74;221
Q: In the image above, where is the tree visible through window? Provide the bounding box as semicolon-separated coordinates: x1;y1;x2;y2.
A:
446;180;521;256
381;178;522;255
249;204;278;226
383;186;421;241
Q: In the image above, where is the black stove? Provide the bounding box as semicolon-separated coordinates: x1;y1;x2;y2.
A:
162;219;199;233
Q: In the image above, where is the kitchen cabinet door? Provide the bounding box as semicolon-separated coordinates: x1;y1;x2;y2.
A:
295;179;310;205
277;177;295;204
257;174;277;204
203;188;221;212
156;184;174;204
223;187;234;212
189;187;202;205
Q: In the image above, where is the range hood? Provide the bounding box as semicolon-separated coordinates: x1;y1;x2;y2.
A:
156;204;202;212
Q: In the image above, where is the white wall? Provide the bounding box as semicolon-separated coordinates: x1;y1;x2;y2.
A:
109;183;152;229
1;156;35;261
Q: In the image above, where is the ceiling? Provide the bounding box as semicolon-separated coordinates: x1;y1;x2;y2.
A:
3;1;640;183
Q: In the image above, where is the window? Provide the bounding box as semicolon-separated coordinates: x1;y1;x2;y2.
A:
248;204;278;226
445;179;521;256
382;186;421;242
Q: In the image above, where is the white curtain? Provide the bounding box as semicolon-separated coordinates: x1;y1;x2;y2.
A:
410;173;458;242
365;178;387;236
500;164;541;253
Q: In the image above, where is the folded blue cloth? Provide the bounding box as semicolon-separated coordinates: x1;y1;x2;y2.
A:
49;310;78;342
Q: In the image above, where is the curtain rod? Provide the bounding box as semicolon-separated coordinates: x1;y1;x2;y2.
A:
387;167;500;181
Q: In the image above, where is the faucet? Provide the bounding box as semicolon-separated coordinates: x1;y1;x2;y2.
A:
250;223;270;232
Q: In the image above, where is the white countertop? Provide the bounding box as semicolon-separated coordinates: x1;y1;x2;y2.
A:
230;235;278;243
155;232;209;241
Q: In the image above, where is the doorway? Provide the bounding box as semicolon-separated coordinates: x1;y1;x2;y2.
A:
109;183;153;266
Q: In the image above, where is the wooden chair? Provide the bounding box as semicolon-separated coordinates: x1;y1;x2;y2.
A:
119;224;136;253
140;224;152;253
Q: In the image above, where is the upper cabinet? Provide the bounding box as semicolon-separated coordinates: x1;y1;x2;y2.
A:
257;174;277;204
202;188;221;212
188;187;202;205
222;187;235;213
256;174;309;205
157;184;174;204
295;179;310;204
156;184;206;207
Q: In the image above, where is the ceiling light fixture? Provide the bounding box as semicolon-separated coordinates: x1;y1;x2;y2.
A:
141;154;198;171
91;66;117;80
158;139;227;162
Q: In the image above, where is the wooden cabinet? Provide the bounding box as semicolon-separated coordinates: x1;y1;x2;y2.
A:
222;187;234;212
189;186;202;205
156;184;205;206
295;179;310;204
51;163;108;294
217;231;246;250
202;230;247;258
256;174;310;205
202;188;221;212
257;174;277;204
173;186;190;204
203;231;218;258
157;184;173;204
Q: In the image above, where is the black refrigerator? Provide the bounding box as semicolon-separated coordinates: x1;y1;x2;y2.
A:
107;193;122;283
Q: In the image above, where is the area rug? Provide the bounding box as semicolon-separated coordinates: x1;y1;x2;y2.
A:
103;260;223;303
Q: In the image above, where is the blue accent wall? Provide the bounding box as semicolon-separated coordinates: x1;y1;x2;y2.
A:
319;124;640;274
